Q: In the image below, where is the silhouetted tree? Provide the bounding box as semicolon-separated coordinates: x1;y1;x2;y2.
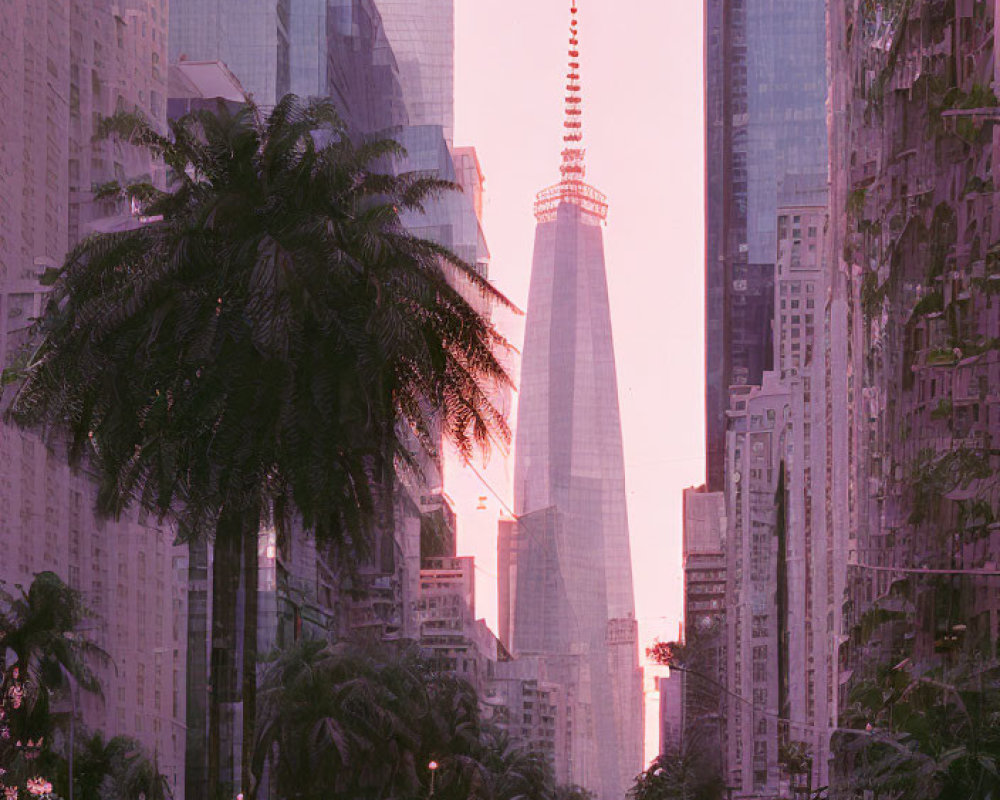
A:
7;94;513;798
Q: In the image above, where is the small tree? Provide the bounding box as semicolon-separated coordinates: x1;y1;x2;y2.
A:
628;752;725;800
0;572;108;799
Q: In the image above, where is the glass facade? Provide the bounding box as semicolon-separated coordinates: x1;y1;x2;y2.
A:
170;0;410;132
373;0;455;145
291;0;409;133
509;201;643;800
169;0;290;106
704;0;827;491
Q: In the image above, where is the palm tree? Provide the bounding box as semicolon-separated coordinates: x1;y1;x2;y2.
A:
7;95;513;799
0;572;106;795
415;671;489;800
628;752;724;800
57;733;171;800
253;639;435;800
476;728;555;800
254;639;558;800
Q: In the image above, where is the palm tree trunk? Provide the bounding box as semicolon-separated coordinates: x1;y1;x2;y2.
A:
241;523;259;796
185;537;210;800
208;510;243;800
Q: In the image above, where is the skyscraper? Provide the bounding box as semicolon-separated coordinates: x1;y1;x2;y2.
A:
374;0;454;144
1;2;187;795
169;0;290;105
501;4;643;797
703;0;828;491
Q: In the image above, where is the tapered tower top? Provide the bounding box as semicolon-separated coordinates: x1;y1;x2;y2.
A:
533;0;608;223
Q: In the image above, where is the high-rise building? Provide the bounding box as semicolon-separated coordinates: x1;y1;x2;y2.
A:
829;0;1000;787
169;0;290;106
699;4;835;795
683;487;727;636
1;2;186;796
373;0;454;145
679;487;726;766
486;656;562;766
501;4;643;797
658;671;685;757
723;374;790;795
170;0;410;128
703;0;827;491
291;0;409;132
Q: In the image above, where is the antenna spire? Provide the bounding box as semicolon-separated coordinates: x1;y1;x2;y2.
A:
561;0;584;181
534;0;608;223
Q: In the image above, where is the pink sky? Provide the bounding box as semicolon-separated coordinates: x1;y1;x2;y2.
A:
450;0;705;753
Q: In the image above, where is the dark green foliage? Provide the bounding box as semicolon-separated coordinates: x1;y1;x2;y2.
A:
836;659;1000;800
848;187;868;219
907;447;992;525
849;605;910;647
252;639;558;800
628;752;724;800
55;733;172;800
0;573;110;796
7;95;514;550
930;398;953;420
927;204;957;280
861;271;888;321
911;290;944;319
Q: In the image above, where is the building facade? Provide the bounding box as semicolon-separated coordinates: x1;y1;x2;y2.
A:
658;670;685;757
724;376;789;795
373;0;454;144
0;1;187;796
829;0;1000;787
169;0;290;106
703;0;828;491
679;487;727;767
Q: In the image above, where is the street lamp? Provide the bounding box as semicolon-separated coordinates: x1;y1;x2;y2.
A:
428;761;439;798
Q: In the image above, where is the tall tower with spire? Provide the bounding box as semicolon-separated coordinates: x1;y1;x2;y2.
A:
499;3;644;796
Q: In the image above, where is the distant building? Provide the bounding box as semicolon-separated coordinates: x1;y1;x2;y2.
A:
703;0;827;491
772;186;846;795
658;671;685;757
502;5;643;797
683;487;727;635
297;0;409;133
452;147;486;223
680;487;726;768
725;374;789;795
168;59;247;117
487;656;561;767
170;0;409;132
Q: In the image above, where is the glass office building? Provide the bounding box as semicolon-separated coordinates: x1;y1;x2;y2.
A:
373;0;455;145
703;0;827;491
507;197;643;800
504;7;644;789
170;0;291;106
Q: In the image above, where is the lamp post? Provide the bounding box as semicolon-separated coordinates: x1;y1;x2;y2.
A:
428;761;439;798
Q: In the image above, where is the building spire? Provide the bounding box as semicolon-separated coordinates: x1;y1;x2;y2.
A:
534;0;608;223
561;0;585;181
